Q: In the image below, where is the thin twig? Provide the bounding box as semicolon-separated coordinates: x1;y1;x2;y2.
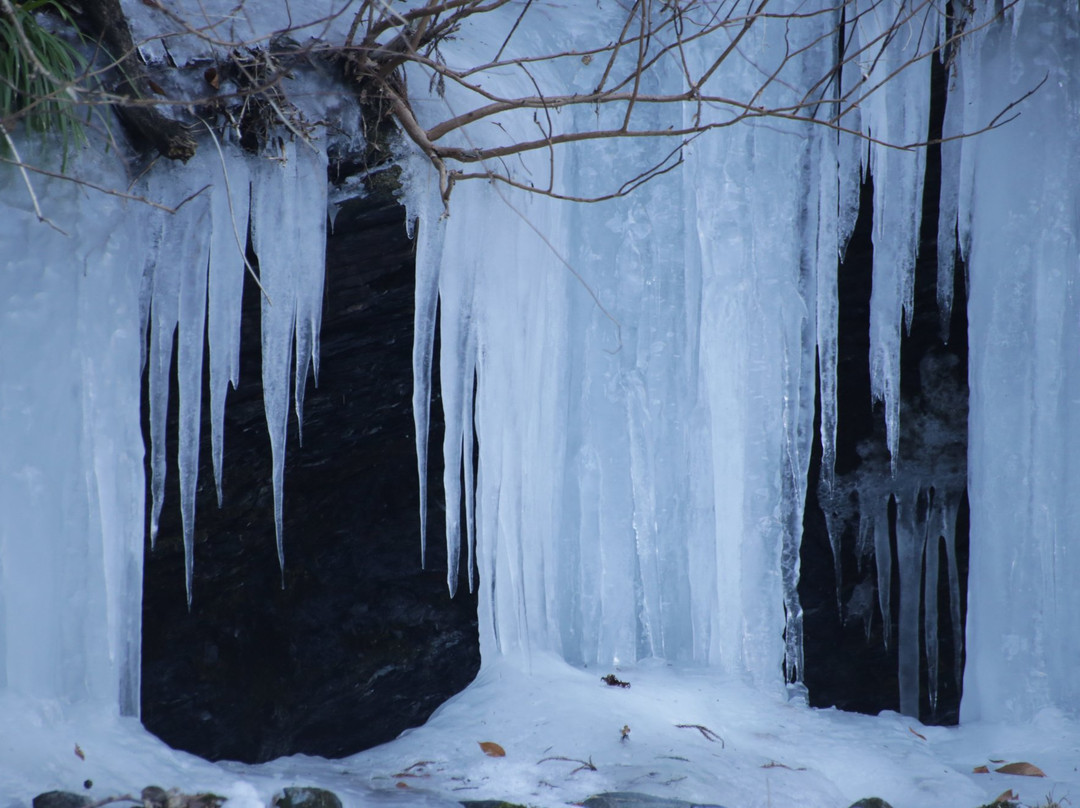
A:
198;117;273;304
0;122;68;234
675;723;726;747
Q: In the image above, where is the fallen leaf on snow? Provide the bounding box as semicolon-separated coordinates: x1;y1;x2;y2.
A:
74;744;85;761
994;761;1046;777
479;741;506;757
908;726;927;741
973;765;990;774
992;789;1019;803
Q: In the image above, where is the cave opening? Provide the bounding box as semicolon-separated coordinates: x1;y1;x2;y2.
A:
799;53;971;725
139;186;480;764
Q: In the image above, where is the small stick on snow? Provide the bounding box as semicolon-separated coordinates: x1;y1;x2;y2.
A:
675;723;725;747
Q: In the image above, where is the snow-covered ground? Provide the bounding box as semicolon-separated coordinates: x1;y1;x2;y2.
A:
4;657;1078;808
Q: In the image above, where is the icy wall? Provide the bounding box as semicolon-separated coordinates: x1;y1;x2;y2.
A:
0;148;145;714
0;137;325;713
402;0;932;689
405;0;1080;720
958;3;1080;723
1;0;1078;728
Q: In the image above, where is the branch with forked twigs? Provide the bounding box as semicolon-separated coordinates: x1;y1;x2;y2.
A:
324;0;1033;205
2;0;1036;211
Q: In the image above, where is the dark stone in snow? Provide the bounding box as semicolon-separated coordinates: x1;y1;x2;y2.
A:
140;187;480;763
582;792;728;808
272;786;343;808
31;793;91;808
846;799;894;808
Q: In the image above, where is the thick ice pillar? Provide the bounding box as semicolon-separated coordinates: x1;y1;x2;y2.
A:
961;4;1080;723
0;154;147;714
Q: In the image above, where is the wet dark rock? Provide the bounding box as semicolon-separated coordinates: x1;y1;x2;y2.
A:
272;786;343;808
581;793;729;808
31;793;91;808
140;188;480;763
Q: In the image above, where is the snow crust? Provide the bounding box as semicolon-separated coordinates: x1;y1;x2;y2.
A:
5;659;1080;808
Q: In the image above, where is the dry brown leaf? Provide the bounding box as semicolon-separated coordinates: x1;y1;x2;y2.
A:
204;67;220;89
973;765;990;774
147;79;167;97
479;741;506;757
992;789;1019;803
908;726;927;741
395;782;410;789
74;744;85;761
994;761;1046;777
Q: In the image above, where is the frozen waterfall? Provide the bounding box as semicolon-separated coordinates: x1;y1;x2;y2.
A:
1;0;1079;733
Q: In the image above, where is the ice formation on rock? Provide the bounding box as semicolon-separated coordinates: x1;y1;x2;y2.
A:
0;0;1078;732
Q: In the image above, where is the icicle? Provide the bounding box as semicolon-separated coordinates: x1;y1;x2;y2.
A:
816;128;840;490
895;485;926;718
936;60;963;341
858;4;933;466
402;151;446;568
176;186;211;608
814;120;842;612
836;10;863;259
869;494;892;651
924;496;941;715
249;140;328;580
144;166;213;591
941;490;963;693
206;138;251;507
438;243;475;597
292;142;329;443
145;210;176;548
252;153;297;580
462;346;478;593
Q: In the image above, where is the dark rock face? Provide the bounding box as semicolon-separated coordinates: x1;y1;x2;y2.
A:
271;787;343;808
32;793;91;808
799;56;970;725
140;190;480;764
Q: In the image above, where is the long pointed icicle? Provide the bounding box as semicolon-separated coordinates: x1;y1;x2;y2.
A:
292;142;329;445
462;341;478;593
405;154;446;569
936;60;963;342
145;210;176;548
439;259;473;596
248;141;328;581
177;196;211;608
207;143;250;507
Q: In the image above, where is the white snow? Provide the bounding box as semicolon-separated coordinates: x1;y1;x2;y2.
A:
5;659;1080;808
2;0;1080;807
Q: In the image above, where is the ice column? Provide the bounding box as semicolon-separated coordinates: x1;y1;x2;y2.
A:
406;0;840;685
960;2;1080;723
0;150;147;713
